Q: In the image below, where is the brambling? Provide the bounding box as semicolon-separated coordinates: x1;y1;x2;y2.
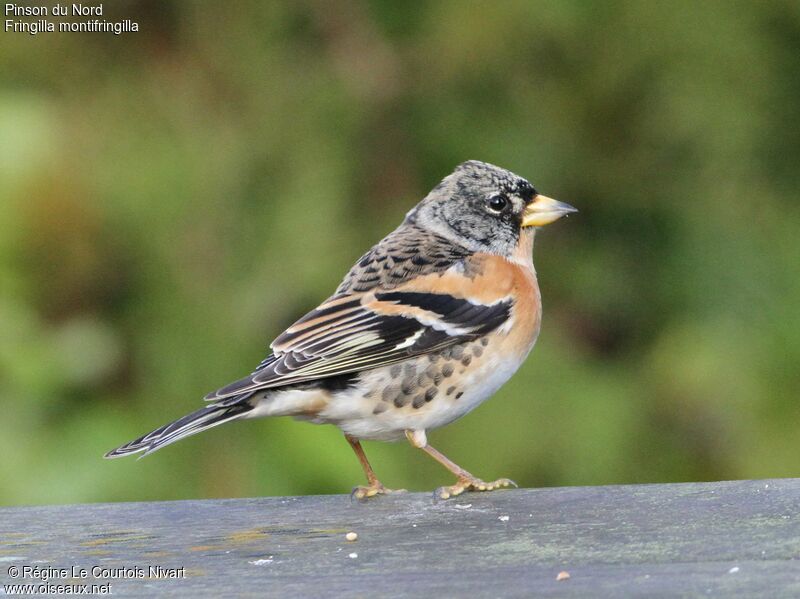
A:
106;160;576;500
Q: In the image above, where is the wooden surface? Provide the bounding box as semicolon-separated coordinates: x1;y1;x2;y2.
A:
2;479;800;597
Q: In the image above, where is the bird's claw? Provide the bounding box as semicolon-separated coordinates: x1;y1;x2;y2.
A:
434;477;517;500
351;483;406;501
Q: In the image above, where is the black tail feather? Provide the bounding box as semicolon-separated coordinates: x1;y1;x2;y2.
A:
104;401;254;459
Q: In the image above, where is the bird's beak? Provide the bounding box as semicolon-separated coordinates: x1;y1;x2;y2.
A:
521;194;578;227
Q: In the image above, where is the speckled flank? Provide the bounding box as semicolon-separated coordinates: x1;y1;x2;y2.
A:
367;337;491;414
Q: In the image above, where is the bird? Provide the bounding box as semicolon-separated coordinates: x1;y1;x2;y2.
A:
105;160;576;500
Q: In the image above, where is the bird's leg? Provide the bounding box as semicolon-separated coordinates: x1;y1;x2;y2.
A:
345;434;404;500
405;430;516;500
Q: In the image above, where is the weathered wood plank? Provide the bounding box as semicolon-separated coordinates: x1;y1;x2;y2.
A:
2;479;800;597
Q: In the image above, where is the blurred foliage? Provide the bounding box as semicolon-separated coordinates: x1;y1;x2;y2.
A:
1;0;799;506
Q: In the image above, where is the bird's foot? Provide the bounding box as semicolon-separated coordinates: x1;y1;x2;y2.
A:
351;482;406;501
434;476;517;500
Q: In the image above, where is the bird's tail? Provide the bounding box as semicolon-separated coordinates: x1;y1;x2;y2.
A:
104;400;254;459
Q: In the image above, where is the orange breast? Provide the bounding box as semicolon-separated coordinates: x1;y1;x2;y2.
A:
478;254;541;357
396;234;542;356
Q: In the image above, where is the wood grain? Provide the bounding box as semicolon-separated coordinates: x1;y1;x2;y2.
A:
2;479;800;597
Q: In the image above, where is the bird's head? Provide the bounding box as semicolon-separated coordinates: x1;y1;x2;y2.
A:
407;160;576;256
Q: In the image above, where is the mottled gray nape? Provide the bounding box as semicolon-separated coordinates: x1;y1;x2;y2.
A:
406;160;536;256
336;224;471;294
336;160;536;295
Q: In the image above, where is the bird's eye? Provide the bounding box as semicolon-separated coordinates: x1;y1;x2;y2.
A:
487;195;508;212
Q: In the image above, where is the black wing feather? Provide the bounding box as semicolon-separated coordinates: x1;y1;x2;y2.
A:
204;291;512;401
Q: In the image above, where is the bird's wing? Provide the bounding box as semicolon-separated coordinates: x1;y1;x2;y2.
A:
204;268;513;401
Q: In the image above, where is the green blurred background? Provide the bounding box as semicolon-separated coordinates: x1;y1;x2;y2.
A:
1;1;799;506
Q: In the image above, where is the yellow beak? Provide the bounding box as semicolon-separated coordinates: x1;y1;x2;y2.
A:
521;194;577;227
